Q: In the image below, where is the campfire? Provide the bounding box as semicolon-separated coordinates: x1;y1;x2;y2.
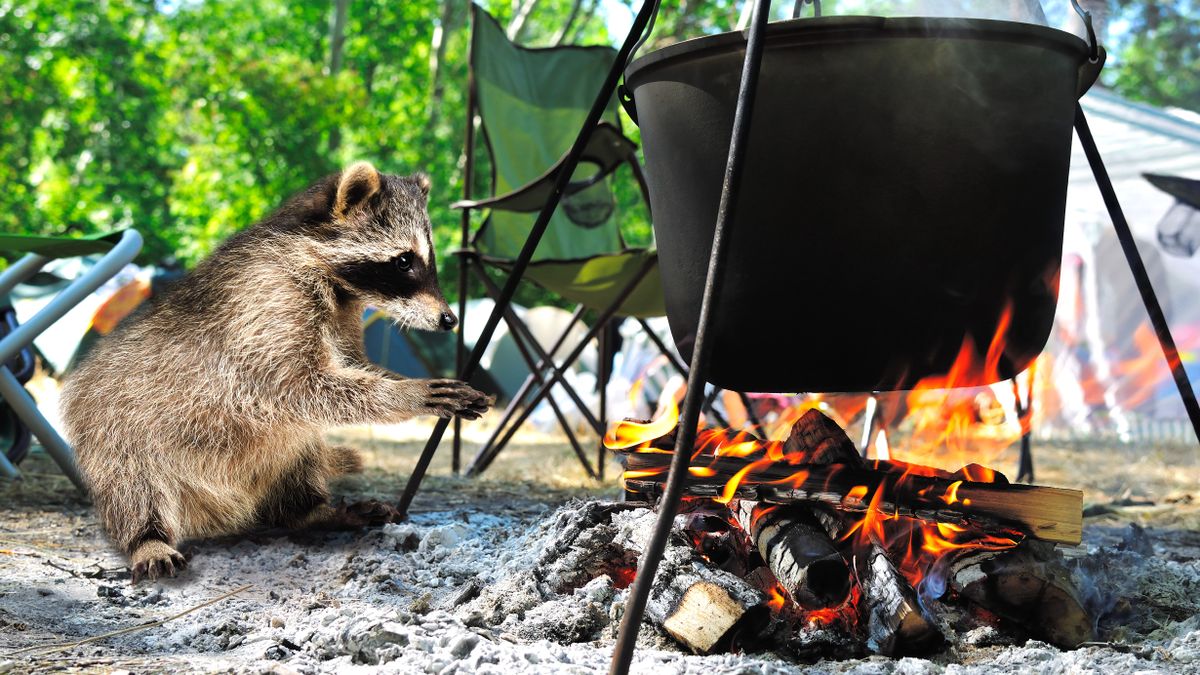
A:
602;394;1093;658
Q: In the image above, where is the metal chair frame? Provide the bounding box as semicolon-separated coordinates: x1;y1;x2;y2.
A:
0;230;143;489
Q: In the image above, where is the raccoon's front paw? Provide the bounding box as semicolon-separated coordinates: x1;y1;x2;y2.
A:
130;540;188;583
420;379;494;420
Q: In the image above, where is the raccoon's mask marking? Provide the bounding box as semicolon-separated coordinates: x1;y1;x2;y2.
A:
322;162;454;332
335;254;427;300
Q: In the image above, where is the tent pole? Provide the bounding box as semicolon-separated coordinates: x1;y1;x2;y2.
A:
609;0;773;672
395;0;662;518
1074;104;1200;444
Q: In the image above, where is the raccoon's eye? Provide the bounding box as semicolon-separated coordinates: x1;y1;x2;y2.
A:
395;253;414;272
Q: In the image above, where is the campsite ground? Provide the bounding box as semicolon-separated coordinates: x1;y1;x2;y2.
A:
2;412;1200;673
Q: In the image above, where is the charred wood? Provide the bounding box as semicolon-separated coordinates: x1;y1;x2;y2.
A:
730;500;850;610
950;540;1095;648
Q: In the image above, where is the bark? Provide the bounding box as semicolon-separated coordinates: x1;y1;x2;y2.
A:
425;0;461;136
812;508;943;656
730;500;850;610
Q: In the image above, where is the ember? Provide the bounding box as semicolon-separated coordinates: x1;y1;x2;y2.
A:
605;402;1094;656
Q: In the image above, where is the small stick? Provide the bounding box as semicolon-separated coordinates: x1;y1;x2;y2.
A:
7;584;254;657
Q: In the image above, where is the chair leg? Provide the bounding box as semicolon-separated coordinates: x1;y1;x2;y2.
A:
471;265;602;434
0;367;84;490
467;372;538;474
736;391;764;430
860;394;880;458
0;440;20;479
598;320;609;481
464;322;598;478
468;282;648;477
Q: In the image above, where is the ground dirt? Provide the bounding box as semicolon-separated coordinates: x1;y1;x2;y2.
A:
2;418;1199;674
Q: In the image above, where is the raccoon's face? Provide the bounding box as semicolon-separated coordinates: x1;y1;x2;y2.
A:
321;162;456;332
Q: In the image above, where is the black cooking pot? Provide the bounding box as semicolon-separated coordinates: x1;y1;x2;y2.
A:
625;16;1103;393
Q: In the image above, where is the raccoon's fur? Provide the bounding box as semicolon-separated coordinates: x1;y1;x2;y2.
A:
61;162;492;582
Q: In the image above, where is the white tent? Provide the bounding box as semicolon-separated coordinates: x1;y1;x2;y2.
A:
1044;88;1200;441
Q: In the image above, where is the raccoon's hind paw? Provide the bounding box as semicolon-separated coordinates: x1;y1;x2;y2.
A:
309;499;401;529
420;379;494;420
130;541;188;583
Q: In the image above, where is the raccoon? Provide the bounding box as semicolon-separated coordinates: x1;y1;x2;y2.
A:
61;161;492;582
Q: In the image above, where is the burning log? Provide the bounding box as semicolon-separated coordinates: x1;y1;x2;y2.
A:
731;500;850;610
643;532;770;654
948;541;1095;648
809;507;944;656
618;450;1082;544
856;537;944;655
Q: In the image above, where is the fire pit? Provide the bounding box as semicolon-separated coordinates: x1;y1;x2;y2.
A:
625;16;1104;392
604;406;1093;657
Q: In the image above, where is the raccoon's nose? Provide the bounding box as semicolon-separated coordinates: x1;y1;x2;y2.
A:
439;312;458;331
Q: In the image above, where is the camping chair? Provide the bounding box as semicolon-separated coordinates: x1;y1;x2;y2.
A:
452;6;760;479
0;230;143;490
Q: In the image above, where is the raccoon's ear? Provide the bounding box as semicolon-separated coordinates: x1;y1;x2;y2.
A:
413;173;432;200
333;161;382;220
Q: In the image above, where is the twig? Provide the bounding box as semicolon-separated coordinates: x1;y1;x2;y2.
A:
7;584;253;657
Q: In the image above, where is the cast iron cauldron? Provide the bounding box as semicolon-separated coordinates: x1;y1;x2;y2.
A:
625;16;1103;393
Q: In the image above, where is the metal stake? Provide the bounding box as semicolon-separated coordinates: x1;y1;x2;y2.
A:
1074;105;1200;444
396;0;663;518
609;0;774;672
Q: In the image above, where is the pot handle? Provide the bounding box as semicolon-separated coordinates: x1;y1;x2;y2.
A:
1077;46;1106;98
618;84;639;124
1068;0;1104;98
1069;0;1101;63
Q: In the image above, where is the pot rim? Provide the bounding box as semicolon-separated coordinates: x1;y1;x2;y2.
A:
625;15;1092;86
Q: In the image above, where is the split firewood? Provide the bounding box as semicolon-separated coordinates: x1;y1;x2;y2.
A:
643;531;770;654
810;508;944;656
617;450;1081;544
949;540;1095;648
856;537;945;656
730;500;850;610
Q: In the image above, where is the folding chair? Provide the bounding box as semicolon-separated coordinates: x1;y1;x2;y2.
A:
0;230;143;490
452;6;761;479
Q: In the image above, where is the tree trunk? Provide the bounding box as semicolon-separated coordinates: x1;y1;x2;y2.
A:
327;0;349;155
507;0;540;43
553;0;585;45
426;0;461;137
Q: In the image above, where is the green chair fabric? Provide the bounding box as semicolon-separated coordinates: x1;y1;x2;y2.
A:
464;5;664;318
469;5;625;262
490;250;664;319
0;232;125;259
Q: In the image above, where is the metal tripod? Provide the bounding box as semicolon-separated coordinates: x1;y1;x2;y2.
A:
389;2;1200;673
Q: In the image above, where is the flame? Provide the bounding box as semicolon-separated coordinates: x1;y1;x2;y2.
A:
611;362;1030;621
604;391;680;450
766;581;789;614
941;480;962;505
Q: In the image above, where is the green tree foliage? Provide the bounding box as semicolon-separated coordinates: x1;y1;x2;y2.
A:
1;0;1195;295
1108;0;1200;111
